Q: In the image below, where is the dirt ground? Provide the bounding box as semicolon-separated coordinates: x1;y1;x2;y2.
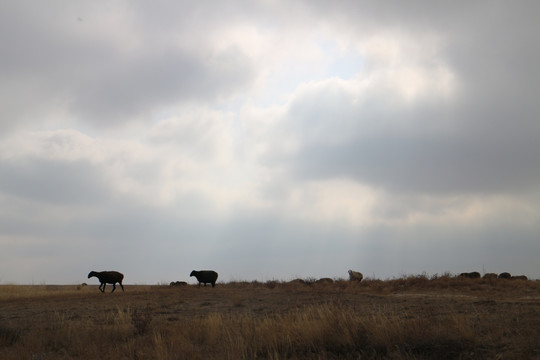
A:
2;281;539;322
1;280;540;359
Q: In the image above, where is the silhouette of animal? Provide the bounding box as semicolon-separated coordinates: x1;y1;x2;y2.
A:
498;272;512;279
348;270;363;281
87;271;124;293
315;278;334;284
190;270;218;287
76;283;88;290
483;273;498;279
459;272;481;279
289;279;307;286
169;281;188;287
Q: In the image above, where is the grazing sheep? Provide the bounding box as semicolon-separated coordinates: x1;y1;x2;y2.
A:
510;275;528;280
459;272;481;279
348;270;363;282
289;279;307;286
190;270;218;287
483;273;498;279
498;272;512;279
76;283;88;291
87;271;124;293
169;281;188;287
315;278;334;284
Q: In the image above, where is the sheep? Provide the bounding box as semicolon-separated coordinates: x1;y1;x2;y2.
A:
76;283;88;291
190;270;218;287
348;270;363;282
458;272;481;279
315;278;334;284
169;281;188;287
288;279;307;286
87;271;124;293
483;273;498;279
498;272;512;279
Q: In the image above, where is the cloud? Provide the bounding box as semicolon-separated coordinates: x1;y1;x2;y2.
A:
257;16;540;195
0;1;539;283
0;2;259;131
290;132;540;195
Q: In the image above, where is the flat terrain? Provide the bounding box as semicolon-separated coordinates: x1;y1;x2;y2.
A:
1;277;539;359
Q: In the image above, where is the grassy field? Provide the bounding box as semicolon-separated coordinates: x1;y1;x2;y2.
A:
1;275;539;359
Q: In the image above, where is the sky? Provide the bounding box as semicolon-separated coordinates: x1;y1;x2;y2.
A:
1;1;539;284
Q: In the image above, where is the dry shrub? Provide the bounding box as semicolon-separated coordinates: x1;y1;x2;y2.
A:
147;302;478;359
361;279;390;294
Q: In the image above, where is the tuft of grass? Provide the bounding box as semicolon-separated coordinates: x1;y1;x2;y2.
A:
0;325;22;346
131;305;153;335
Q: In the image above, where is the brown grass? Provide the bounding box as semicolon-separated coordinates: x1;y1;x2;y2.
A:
0;276;539;359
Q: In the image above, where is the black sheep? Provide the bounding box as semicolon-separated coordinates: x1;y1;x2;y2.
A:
88;271;124;293
458;271;481;279
190;270;218;287
483;273;498;279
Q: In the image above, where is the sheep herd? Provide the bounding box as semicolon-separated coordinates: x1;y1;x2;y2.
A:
85;269;363;293
85;269;222;293
459;271;528;280
85;268;529;293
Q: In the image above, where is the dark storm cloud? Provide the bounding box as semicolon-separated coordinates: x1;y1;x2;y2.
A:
285;83;540;194
294;134;540;195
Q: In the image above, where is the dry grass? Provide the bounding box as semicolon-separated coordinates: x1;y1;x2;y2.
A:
1;276;539;359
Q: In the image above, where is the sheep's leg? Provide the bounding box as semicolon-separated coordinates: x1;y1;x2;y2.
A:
99;283;105;292
119;283;124;292
102;283;106;292
111;284;116;293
